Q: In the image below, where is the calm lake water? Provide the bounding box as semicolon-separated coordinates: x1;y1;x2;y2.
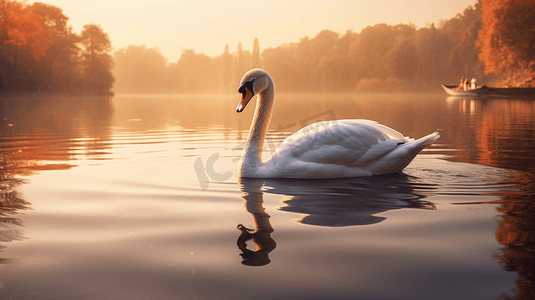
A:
0;93;534;300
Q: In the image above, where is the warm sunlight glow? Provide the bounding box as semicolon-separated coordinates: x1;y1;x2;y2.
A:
35;0;477;61
3;1;535;298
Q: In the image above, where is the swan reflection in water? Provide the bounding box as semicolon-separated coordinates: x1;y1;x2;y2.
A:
236;179;276;266
236;174;435;266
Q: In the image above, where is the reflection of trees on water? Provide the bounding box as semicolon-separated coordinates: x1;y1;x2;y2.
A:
444;97;535;299
0;94;112;262
236;175;435;266
445;98;535;175
0;94;113;172
493;175;535;300
0;154;32;263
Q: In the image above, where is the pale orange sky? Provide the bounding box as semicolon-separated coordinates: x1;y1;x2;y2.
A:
36;0;477;62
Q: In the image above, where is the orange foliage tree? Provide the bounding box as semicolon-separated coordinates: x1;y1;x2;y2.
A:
28;2;81;92
1;1;113;93
0;0;52;59
1;0;53;90
477;0;535;85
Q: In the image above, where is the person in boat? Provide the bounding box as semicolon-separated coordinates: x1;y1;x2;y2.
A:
471;78;477;89
457;76;465;90
463;78;469;91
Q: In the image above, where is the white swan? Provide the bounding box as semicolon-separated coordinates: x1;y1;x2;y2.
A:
236;69;440;178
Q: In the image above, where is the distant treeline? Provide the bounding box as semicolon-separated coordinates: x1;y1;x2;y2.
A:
0;0;114;94
114;0;535;94
115;3;486;93
2;0;533;95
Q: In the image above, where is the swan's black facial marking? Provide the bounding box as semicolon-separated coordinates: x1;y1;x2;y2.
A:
236;79;256;113
238;79;255;100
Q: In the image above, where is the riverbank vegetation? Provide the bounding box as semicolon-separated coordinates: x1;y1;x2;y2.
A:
0;1;113;94
115;0;533;94
2;0;533;95
477;0;535;88
113;3;489;94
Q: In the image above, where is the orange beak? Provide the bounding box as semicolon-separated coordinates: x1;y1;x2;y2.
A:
236;86;254;113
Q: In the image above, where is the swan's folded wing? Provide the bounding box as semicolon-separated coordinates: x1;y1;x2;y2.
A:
348;119;411;142
272;120;403;167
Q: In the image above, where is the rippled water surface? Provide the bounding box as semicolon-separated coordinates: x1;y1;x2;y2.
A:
1;93;534;300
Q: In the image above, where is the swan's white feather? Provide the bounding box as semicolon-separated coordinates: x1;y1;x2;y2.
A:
237;69;440;178
274;120;399;165
248;120;439;178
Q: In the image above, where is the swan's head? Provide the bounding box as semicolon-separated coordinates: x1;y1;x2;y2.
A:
236;69;271;113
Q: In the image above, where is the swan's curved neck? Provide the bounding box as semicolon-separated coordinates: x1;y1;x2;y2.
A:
240;80;275;176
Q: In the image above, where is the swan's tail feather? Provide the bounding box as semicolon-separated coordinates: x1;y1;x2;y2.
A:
414;131;440;147
368;131;440;175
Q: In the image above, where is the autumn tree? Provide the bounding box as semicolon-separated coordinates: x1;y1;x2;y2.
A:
1;1;115;93
0;0;52;90
0;0;52;58
79;23;114;94
28;2;80;92
477;0;535;86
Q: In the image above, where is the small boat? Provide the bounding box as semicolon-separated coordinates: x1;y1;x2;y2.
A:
441;84;488;96
442;84;535;97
